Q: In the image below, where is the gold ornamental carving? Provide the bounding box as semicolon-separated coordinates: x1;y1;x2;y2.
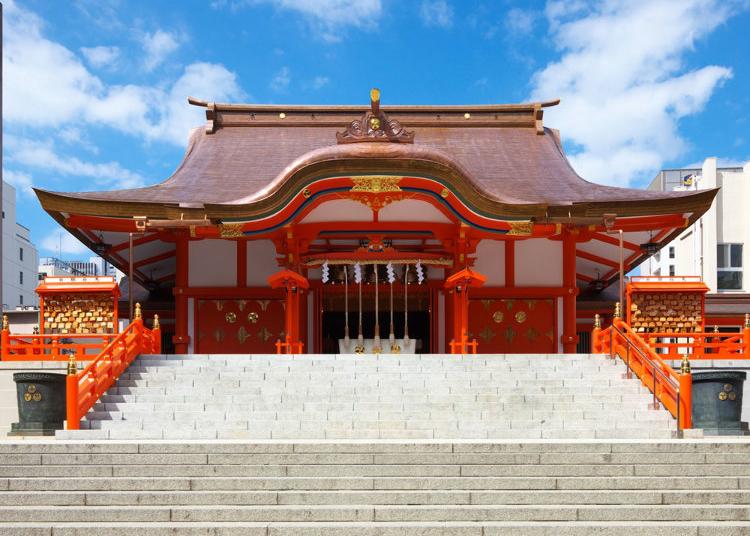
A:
350;176;402;194
225;312;237;324
492;311;504;324
219;223;244;238
515;311;527;324
248;312;259;324
507;220;534;236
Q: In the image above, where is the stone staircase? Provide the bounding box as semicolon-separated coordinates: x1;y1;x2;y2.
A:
58;353;677;440
0;440;749;534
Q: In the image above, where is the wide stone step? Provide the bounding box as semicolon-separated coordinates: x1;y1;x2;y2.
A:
0;521;746;536
2;503;750;522
3;488;750;506
6;475;746;492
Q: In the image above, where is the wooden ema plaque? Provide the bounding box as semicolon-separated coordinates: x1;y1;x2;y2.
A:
626;276;709;334
36;276;120;335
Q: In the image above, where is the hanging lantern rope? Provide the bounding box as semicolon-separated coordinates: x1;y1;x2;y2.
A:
387;262;396;348
343;265;350;349
355;263;364;352
403;264;410;350
373;264;381;353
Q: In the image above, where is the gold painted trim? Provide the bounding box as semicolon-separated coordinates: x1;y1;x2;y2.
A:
350;176;402;193
219;223;244;238
507;220;533;236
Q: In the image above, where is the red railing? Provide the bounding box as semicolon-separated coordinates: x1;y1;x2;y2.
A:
66;310;161;430
646;327;750;360
275;335;304;354
594;316;691;430
1;332;117;361
449;330;478;354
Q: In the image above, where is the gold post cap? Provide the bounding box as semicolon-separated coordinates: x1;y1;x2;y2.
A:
2;315;8;331
614;302;622;319
745;313;750;329
370;88;380;103
594;314;601;329
67;355;78;375
680;354;691;375
714;325;720;333
153;314;160;329
135;302;142;320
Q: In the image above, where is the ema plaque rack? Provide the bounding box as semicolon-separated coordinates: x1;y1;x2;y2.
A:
36;276;120;335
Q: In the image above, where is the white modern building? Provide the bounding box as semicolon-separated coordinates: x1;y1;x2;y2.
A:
644;157;750;327
2;182;40;310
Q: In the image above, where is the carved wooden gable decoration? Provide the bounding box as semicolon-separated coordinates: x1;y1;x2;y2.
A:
337;88;415;144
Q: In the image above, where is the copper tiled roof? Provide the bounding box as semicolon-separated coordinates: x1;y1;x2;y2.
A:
35;99;716;221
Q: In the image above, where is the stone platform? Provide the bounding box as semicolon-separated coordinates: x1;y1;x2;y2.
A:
58;353;676;440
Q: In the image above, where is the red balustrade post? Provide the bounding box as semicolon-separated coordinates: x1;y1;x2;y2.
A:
1;315;9;360
679;353;693;430
591;314;602;354
152;315;162;354
65;356;80;430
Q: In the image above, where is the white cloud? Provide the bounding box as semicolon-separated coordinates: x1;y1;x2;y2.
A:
80;45;120;69
217;0;382;41
529;0;737;187
270;66;291;92
3;169;35;197
142;30;180;72
41;230;90;256
506;8;536;34
420;0;453;28
2;2;244;146
7;136;146;190
311;76;330;90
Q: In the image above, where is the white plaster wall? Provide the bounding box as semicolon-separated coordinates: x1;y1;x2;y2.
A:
438;291;445;353
307;290;314;351
301;200;372;223
556;297;563;353
515;239;563;287
472;240;505;286
189;240;237;287
187;297;195;353
247;240;282;286
378;199;451;223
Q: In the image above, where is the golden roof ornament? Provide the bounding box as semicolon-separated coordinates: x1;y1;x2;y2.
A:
337;88;414;144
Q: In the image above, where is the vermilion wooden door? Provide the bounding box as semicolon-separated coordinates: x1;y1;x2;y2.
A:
468;298;556;353
196;298;286;353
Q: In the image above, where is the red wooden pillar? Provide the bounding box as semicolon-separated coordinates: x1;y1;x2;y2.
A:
561;228;579;353
444;268;486;352
173;232;190;354
268;269;309;352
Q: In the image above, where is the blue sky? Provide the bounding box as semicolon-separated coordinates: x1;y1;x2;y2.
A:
3;0;750;259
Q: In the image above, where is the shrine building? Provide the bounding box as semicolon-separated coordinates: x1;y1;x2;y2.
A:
34;90;717;355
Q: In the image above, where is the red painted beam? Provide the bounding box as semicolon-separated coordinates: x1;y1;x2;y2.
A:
133;250;176;269
576;248;621;269
591;232;641;252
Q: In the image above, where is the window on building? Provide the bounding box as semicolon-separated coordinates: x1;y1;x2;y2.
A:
717;244;743;290
19;271;23;285
669;246;675;259
669;265;675;276
19;247;24;261
19;295;23;305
